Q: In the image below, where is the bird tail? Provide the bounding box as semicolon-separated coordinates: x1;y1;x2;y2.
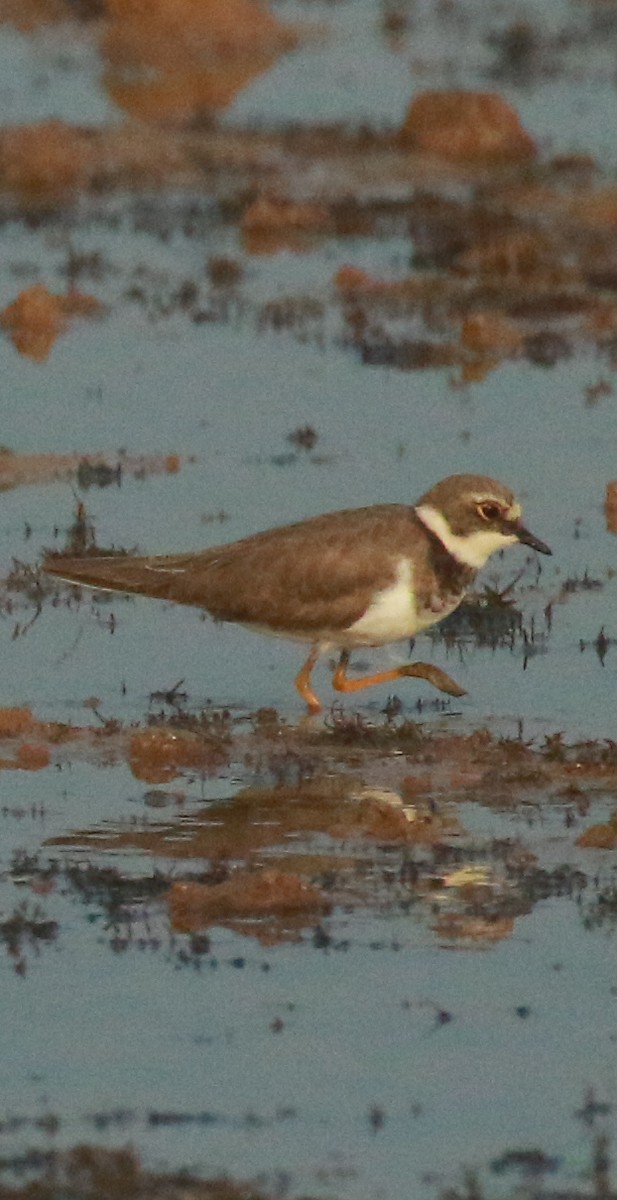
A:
43;553;173;599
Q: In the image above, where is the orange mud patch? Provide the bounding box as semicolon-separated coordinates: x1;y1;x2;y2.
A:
101;0;298;124
0;121;101;202
0;738;51;772
241;197;333;254
128;727;230;783
0;708;53;771
460;312;524;356
169;867;330;939
0;706;38;736
0;448;186;491
399;90;537;163
12;742;51;770
0;284;103;362
576;812;617;849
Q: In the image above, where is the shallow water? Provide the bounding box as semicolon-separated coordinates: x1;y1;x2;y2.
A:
0;3;616;1198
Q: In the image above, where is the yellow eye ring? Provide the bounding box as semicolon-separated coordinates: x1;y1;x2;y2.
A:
478;501;501;522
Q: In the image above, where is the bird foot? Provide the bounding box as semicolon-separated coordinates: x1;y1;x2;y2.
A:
394;661;467;698
331;657;466;699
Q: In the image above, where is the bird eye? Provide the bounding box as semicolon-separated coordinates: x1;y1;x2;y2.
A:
478;501;501;522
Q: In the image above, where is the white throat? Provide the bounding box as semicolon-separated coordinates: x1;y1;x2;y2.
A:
415;503;518;569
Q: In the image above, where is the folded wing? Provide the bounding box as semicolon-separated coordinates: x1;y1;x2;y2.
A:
45;505;419;636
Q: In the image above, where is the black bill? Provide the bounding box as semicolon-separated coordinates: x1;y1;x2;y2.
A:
516;524;552;556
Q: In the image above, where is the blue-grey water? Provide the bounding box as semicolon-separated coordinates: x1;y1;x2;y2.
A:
0;2;616;1197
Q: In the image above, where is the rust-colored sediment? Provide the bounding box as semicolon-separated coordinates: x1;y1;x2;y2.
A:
0;707;50;771
241;196;333;254
169;867;330;932
128;727;229;783
399;90;537;163
0;449;185;491
0;284;103;361
101;0;298;124
576;812;617;849
460;312;524;356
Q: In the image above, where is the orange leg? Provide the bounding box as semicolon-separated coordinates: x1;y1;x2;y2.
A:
331;650;467;699
294;645;322;713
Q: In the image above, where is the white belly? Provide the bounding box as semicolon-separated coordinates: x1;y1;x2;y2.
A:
343;558;416;645
344;557;465;647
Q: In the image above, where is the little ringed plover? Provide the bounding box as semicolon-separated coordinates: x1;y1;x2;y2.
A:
44;473;551;713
